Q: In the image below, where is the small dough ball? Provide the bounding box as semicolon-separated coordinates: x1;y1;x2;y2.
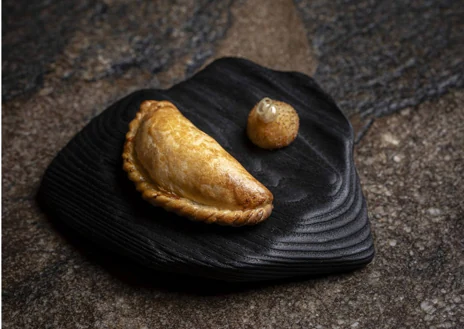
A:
247;98;299;149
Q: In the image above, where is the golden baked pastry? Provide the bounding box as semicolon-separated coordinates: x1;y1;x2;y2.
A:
247;98;299;149
123;100;273;226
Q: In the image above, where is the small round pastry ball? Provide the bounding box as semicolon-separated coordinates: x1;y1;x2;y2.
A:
247;98;299;149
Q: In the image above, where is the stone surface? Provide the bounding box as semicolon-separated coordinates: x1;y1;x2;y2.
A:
206;0;317;76
2;0;234;100
295;0;464;117
2;0;463;327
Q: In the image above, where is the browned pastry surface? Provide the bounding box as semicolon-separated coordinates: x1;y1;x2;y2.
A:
123;100;273;226
247;100;299;149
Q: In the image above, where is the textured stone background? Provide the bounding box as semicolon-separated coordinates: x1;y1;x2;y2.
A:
2;0;463;328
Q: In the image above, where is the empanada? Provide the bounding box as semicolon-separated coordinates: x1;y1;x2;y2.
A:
123;100;273;226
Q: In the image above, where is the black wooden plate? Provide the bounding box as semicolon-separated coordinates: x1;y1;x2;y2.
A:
37;58;374;282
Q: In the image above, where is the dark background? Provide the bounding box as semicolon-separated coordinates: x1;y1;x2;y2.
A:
3;0;463;328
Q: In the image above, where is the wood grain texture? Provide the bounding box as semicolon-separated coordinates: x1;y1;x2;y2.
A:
37;58;374;282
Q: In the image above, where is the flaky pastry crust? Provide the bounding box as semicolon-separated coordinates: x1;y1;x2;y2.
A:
123;100;273;226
